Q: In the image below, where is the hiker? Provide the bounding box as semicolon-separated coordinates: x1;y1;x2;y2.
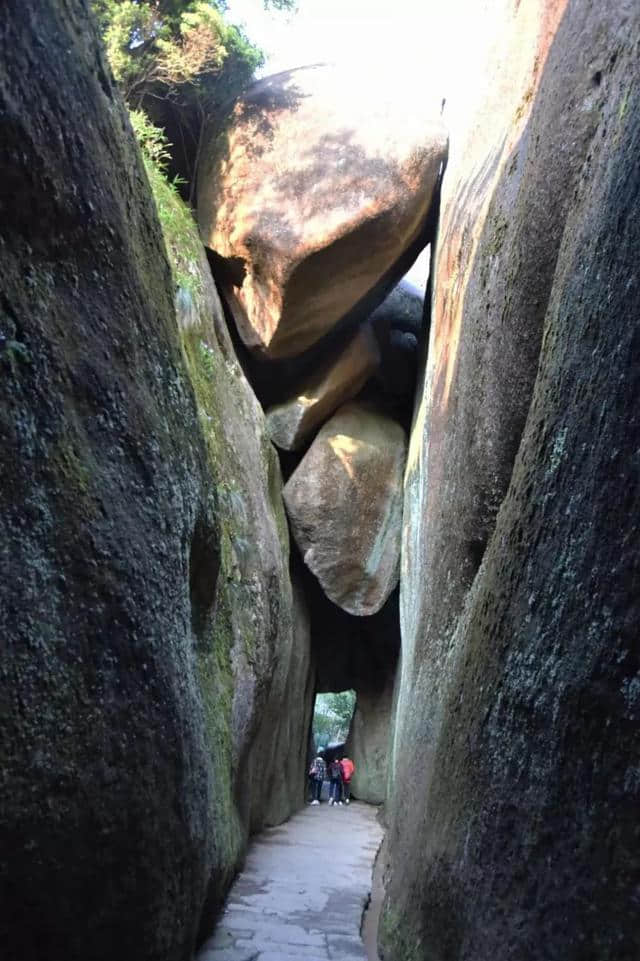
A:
328;757;343;805
339;756;355;804
308;754;326;805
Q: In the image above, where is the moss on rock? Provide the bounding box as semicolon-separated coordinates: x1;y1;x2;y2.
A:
0;5;311;960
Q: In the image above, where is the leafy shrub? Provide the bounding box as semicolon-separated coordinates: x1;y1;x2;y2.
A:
92;0;292;194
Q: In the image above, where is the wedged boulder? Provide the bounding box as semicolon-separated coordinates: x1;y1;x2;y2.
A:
198;64;447;360
369;278;425;338
266;323;380;451
283;403;407;616
371;279;423;401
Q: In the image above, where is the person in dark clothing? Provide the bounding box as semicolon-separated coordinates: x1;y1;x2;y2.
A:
328;757;343;805
308;755;326;804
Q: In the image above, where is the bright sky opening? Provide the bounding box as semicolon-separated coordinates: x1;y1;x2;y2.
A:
226;0;435;78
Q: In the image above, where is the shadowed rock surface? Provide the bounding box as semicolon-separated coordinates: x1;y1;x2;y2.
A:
0;3;309;958
198;64;447;360
284;403;407;616
347;677;396;806
369;278;424;339
244;574;315;833
308;577;401;806
382;1;640;957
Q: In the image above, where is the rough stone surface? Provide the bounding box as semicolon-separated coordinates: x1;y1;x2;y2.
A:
0;4;309;959
164;165;313;857
368;279;424;420
244;574;315;833
347;678;395;806
382;1;640;958
198;64;447;360
284;404;407;616
266;324;380;452
197;802;383;961
369;278;424;339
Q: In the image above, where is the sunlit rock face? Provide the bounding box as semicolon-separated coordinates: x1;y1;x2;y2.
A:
382;1;640;958
283;403;406;616
266;323;380;451
198;64;447;360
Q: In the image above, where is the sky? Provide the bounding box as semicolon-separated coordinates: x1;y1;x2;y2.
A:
226;0;436;79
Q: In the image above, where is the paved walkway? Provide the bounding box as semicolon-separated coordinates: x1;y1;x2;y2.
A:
197;801;384;961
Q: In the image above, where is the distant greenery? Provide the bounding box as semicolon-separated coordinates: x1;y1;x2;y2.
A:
313;690;356;751
92;0;295;194
92;1;266;107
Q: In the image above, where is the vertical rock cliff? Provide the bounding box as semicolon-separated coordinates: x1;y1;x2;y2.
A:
0;3;311;959
383;1;640;958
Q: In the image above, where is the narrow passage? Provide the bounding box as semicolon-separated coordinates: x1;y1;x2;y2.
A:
197;802;383;961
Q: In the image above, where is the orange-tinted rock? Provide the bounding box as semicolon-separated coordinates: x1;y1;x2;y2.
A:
283;403;407;616
198;64;447;360
265;323;380;451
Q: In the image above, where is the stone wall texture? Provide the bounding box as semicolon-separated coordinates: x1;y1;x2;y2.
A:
382;1;640;959
0;3;310;959
347;676;396;806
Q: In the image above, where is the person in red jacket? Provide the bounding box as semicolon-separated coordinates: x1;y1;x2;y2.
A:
339;756;355;804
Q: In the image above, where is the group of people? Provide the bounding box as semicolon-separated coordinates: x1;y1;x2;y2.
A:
308;753;355;806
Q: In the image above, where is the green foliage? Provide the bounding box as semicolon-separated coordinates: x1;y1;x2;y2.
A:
92;0;292;191
130;109;203;293
91;0;290;108
312;690;356;750
129;107;173;167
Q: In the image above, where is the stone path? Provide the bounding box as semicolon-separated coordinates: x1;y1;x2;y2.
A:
197;801;383;961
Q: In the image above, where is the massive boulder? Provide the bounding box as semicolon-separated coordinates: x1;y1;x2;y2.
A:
266;323;380;451
150;124;314;852
382;1;640;958
198;64;447;360
347;676;396;805
0;4;309;960
284;403;407;616
369;278;424;339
